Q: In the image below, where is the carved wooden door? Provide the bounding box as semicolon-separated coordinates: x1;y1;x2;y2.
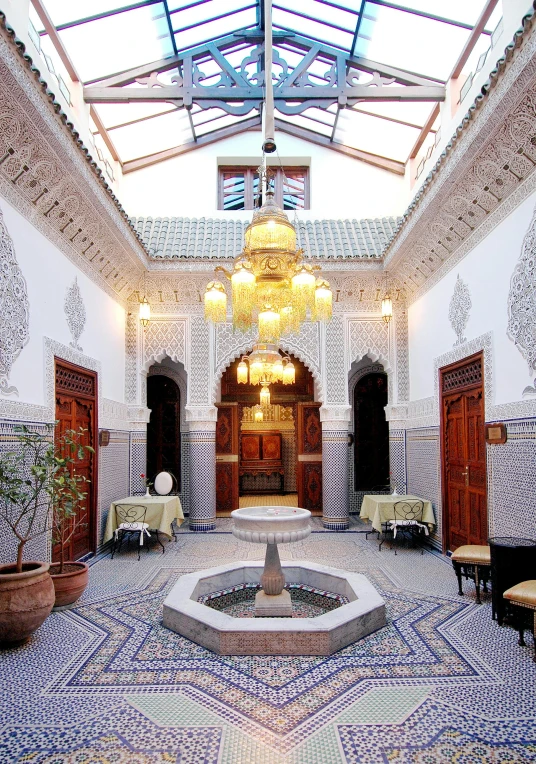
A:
53;360;97;561
216;403;239;513
441;354;487;551
297;403;322;514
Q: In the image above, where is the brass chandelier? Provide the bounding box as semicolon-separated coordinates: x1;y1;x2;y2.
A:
203;0;333;408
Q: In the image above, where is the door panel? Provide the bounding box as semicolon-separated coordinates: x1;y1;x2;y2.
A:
297;402;322;513
442;355;487;552
216;404;239;513
53;360;97;561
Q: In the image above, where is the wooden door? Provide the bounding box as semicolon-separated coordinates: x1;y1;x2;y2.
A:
215;403;239;513
53;359;97;561
441;353;487;552
147;375;181;487
297;403;322;514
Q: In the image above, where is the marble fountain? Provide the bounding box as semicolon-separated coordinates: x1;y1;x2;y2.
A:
163;506;386;655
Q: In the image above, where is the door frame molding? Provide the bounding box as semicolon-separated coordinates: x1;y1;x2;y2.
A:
54;357;99;558
439;350;485;554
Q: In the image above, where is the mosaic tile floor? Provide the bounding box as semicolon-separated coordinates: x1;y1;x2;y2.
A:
1;522;536;763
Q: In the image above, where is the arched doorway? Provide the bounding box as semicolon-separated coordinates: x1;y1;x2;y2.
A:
216;352;322;514
353;372;389;491
147;375;181;488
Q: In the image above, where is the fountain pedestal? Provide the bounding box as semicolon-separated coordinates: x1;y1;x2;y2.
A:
256;542;291;616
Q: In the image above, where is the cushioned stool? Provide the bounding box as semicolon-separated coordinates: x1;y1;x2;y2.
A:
503;580;536;662
451;545;491;605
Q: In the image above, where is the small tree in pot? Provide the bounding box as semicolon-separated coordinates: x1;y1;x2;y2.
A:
48;427;94;608
0;424;93;646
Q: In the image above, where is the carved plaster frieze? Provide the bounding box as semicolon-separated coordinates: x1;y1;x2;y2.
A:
64;277;86;351
0;202;29;395
0;25;147;304
448;274;471;346
507;199;536;394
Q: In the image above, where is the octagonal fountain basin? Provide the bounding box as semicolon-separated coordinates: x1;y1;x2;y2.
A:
162;561;386;656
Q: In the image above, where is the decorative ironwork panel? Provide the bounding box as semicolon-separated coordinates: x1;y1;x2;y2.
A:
442;359;482;393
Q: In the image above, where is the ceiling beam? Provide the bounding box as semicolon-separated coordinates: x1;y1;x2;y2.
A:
31;0;80;82
89;105;121;164
84;84;445;103
122;116;262;173
450;0;500;79
274;119;405;174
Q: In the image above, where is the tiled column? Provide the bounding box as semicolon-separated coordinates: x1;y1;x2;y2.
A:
321;406;351;530
187;407;217;531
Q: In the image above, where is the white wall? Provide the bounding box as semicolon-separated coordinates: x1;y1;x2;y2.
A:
408;192;536;406
0;196;126;406
119;131;408;220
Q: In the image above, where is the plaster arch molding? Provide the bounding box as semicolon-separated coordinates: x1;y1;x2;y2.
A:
141;317;188;373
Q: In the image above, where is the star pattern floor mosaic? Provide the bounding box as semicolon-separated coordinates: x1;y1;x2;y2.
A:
1;521;535;763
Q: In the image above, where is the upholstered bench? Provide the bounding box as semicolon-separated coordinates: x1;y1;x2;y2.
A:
451;545;491;605
503;580;536;662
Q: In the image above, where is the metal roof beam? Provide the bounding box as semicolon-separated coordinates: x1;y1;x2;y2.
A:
122;115;262;173
366;1;493;34
274;119;405;174
84;84;445;103
31;0;80;82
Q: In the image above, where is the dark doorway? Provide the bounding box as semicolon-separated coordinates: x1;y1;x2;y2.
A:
354;373;389;490
53;358;97;561
147;375;181;488
441;352;487;552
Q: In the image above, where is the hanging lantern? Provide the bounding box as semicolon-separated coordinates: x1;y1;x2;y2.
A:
204;281;227;323
381;294;393;324
139;295;151;328
258;305;281;343
314;278;333;321
231;263;256;331
260;385;271;406
282;359;295;385
237;357;249;384
249;358;263;385
291;265;316;320
254;404;263;422
272;356;284;382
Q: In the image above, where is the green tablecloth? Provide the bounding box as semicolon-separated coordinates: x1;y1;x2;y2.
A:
359;494;435;534
104;495;184;544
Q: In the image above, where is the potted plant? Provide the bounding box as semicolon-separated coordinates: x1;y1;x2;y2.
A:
0;424;93;646
48;427;94;609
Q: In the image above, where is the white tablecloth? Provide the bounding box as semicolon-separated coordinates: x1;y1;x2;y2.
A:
359;494;435;534
104;495;184;544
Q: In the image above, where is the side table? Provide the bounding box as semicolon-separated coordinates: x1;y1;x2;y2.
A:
488;536;536;625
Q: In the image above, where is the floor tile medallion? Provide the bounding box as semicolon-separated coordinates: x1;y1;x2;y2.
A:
0;527;535;763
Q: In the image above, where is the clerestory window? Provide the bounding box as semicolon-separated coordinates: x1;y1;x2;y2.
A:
218;166;309;211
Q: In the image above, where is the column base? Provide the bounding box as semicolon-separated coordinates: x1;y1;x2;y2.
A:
189;519;216;532
255;589;292;617
322;517;349;531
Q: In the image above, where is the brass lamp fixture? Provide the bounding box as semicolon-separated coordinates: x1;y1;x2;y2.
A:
381;277;393;324
237;344;295;388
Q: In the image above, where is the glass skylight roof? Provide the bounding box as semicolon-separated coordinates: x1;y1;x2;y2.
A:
35;0;503;169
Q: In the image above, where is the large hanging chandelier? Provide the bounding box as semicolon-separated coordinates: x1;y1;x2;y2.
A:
237;343;295;390
203;0;333;341
204;189;333;338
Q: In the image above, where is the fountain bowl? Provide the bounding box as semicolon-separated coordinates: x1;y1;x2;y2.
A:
231;506;311;544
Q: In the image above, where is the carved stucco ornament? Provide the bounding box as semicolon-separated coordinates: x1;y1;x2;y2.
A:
0;205;30;395
448;274;472;346
64;277;86;351
507;210;536;396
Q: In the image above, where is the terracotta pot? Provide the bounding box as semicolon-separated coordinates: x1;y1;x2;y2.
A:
0;561;55;648
50;561;89;608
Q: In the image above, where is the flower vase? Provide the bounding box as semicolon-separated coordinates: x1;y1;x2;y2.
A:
144;487;151;498
391;487;398;496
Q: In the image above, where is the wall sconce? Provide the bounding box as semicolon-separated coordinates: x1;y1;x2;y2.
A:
381;294;393;324
139;295;151;327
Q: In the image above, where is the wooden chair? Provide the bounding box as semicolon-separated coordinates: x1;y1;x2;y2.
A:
503;580;536;662
451;545;491;605
380;500;427;554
